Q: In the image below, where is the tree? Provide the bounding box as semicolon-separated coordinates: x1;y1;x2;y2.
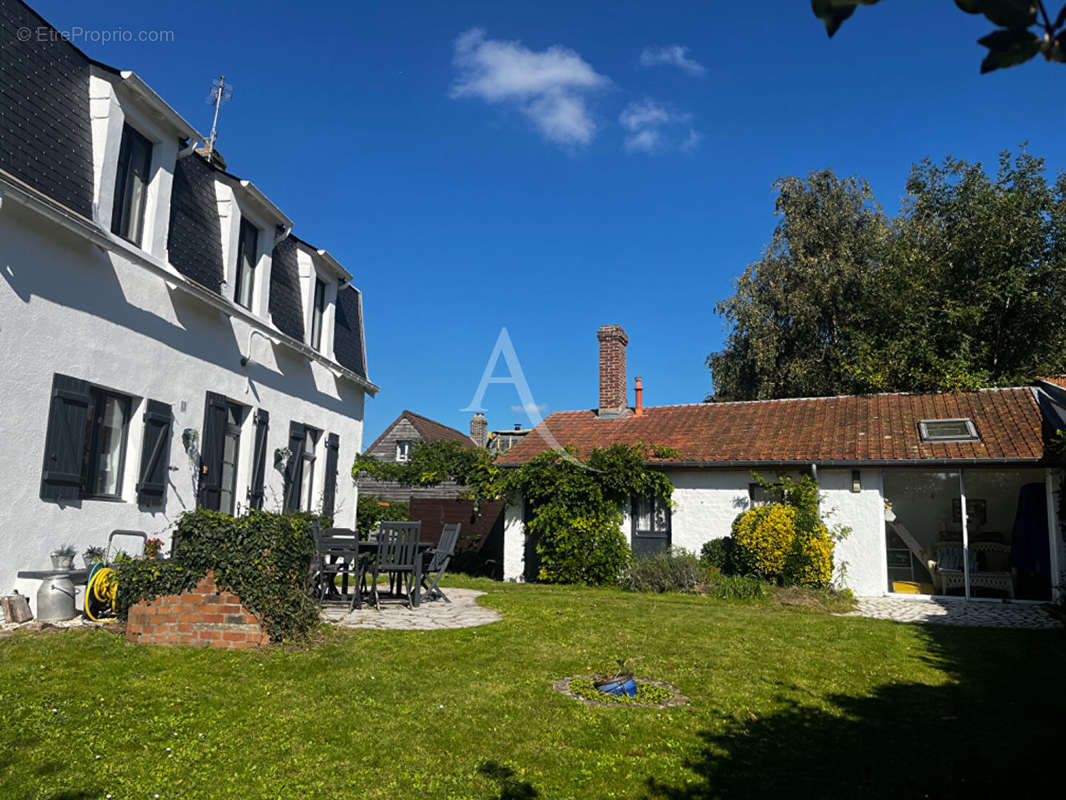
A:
708;170;890;401
812;1;1066;72
708;148;1066;400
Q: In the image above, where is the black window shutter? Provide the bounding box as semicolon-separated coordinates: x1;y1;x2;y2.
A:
136;400;173;506
322;433;340;519
197;392;229;510
40;374;91;501
248;409;270;510
283;421;306;512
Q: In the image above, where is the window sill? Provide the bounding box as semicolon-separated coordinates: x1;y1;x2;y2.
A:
81;495;127;503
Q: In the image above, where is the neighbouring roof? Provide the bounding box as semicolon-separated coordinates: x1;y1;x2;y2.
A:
1041;376;1066;390
497;388;1048;466
366;410;476;453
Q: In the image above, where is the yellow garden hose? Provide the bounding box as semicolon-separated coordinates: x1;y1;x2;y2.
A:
85;566;118;622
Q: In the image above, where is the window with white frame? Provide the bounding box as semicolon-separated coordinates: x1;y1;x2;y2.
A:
918;419;979;442
395;440;412;462
235;217;258;310
111;123;152;244
310;278;326;350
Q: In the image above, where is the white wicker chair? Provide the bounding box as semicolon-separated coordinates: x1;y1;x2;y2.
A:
935;542;1014;598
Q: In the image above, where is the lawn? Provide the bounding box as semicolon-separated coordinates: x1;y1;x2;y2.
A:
1;579;1063;799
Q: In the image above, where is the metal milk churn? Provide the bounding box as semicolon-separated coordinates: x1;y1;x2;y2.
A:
37;575;76;622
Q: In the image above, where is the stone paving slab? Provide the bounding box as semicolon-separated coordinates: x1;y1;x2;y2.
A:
838;597;1061;629
322;588;502;631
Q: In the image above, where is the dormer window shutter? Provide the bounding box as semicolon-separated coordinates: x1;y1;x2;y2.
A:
247;409;270;510
322;433;340;519
135;400;173;506
39;374;91;501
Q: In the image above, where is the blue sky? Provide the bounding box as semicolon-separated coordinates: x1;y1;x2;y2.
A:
33;0;1066;443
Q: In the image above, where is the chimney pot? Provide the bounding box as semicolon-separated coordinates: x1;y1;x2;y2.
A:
634;376;643;416
597;325;629;416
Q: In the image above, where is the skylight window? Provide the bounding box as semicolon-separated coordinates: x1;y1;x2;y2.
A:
918;419;979;442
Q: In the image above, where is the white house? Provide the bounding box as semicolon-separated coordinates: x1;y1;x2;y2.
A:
498;325;1066;601
0;0;378;608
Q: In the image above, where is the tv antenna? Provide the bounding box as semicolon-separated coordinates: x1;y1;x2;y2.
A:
203;75;232;157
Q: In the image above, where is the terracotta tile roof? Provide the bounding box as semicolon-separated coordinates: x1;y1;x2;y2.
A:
497;389;1048;466
365;410;475;453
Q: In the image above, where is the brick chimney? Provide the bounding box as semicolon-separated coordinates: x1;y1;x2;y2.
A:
597;325;628;416
469;412;488;448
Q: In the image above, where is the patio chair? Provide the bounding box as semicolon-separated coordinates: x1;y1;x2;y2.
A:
934;542;1014;599
421;523;461;603
312;527;362;607
369;521;421;609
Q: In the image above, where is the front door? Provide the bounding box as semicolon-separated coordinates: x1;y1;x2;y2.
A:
632;494;671;557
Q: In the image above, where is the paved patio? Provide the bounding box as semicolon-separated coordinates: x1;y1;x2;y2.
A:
838;596;1062;629
321;588;502;631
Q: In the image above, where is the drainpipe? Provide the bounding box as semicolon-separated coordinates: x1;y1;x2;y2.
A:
810;463;818;483
1046;468;1062;602
959;470;971;599
274;223;292;246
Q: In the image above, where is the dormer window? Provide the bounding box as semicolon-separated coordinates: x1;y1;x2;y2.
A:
310;278;326;350
918;418;979;442
234;217;258;309
111;123;152;244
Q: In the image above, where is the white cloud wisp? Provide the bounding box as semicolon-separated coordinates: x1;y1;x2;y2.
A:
451;28;608;147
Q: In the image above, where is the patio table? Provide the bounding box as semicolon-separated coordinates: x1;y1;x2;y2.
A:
355;540;433;608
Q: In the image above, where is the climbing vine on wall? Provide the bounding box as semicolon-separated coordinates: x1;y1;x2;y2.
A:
497;443;677;585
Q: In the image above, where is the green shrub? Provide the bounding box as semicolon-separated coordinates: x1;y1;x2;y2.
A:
706;574;771;601
700;537;736;574
116;509;321;642
356;493;410;538
623;548;702;593
731;505;796;580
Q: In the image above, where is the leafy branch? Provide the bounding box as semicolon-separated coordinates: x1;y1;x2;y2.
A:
812;0;1066;72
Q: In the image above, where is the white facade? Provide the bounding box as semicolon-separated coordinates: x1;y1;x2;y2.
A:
0;66;376;611
502;466;1062;599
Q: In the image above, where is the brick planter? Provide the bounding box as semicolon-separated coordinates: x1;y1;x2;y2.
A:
125;571;268;649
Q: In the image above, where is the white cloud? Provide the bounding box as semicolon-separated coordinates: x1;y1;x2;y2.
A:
619;100;699;154
450;28;608;146
639;45;706;77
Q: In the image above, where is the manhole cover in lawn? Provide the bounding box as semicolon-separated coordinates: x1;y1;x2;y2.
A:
553;675;687;708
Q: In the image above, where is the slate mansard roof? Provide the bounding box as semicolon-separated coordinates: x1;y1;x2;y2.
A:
0;0;371;386
0;0;95;217
497;388;1050;467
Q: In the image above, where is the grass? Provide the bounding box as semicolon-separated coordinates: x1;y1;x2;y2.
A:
1;578;1063;799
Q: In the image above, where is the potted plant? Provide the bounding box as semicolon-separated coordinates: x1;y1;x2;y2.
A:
143;537;165;560
50;544;76;570
83;545;106;567
593;659;638;698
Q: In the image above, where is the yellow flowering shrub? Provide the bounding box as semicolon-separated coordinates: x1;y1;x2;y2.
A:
731;505;796;579
785;523;834;588
731;503;835;588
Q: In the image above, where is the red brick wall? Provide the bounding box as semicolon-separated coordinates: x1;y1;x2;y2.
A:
597;324;629;414
125;571;268;649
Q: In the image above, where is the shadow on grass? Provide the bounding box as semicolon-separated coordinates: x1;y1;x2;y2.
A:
646;623;1066;799
478;759;539;799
